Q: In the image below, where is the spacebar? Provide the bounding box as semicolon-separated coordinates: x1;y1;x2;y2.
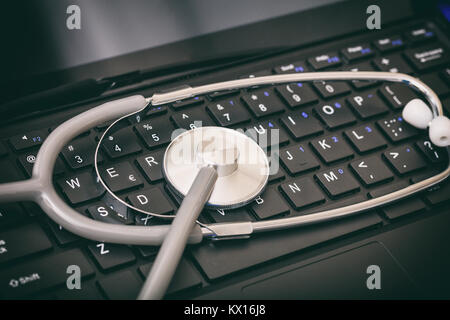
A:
191;211;381;280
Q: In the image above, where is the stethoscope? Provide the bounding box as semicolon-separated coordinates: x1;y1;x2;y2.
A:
0;72;448;300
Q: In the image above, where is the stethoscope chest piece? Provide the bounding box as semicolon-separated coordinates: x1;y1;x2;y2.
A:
163;127;270;209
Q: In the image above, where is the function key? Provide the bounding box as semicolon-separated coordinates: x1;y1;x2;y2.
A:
377;115;418;142
373;54;412;74
383;145;427;175
343;62;377;89
308;52;342;70
279;177;325;210
310;134;353;164
312;80;351;99
373;35;405;52
379;83;417;110
405;26;435;44
275;83;318;108
241;89;285;118
314;100;356;129
206;98;251;127
207;89;239;100
273;61;308;74
344;124;387;153
315;167;360;198
172;96;204;109
245;120;289;148
145;105;167;117
171;107;215;130
350;156;393;186
441;67;450;85
9;130;48;151
341;43;374;61
280;111;323;140
278;144;320;175
347;92;389;119
239;70;272;79
404;44;449;71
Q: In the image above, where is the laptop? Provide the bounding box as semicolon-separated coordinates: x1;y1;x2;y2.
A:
0;0;449;300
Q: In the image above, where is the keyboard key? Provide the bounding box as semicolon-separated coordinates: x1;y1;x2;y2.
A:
102;127;142;159
0;142;8;157
47;221;80;246
87;203;133;225
135;117;174;149
373;54;412;74
415;138;446;163
275;83;318;108
135;152;164;182
139;259;202;295
423;181;450;206
420;73;449;97
308;52;341;70
88;242;136;271
350;156;393;186
273;61;308;74
62;136;103;169
310;134;353;164
405;44;449;71
0;203;27;226
0;223;52;264
347;92;389;119
18;151;65;177
206;98;251;126
405;26;435;44
56;283;103;300
101;161;143;193
245;120;289;148
171;107;215;130
383;145;427;175
127;188;174;215
315;100;356;129
343;61;377;89
207;89;239;100
242;89;285;118
250;188;290;220
145;105;167;118
239;70;272;79
0;249;94;298
278;144;320;175
279;177;325;210
57;171;105;204
341;43;374;61
344;124;387;153
192;210;381;280
206;207;253;223
280;111;323;140
313;81;351;99
373;35;405;52
377;115;418;142
368;182;426;219
442;67;450;85
268;164;285;183
98;270;142;300
379;83;417;110
315;167;360;198
172;96;204;109
9;130;48;151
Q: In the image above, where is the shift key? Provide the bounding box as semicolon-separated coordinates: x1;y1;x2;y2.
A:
0;223;52;264
0;249;94;298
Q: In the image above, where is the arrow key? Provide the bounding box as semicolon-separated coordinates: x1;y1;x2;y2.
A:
350;156;393;186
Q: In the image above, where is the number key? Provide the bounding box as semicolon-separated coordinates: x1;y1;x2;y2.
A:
135;117;174;149
242;89;285;118
206;98;250;126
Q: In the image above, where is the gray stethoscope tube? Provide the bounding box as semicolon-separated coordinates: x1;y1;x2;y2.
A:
0;72;448;299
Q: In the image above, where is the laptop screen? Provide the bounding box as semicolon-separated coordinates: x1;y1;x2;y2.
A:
3;0;344;82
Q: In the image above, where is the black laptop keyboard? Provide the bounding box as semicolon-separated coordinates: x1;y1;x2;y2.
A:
0;21;449;299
